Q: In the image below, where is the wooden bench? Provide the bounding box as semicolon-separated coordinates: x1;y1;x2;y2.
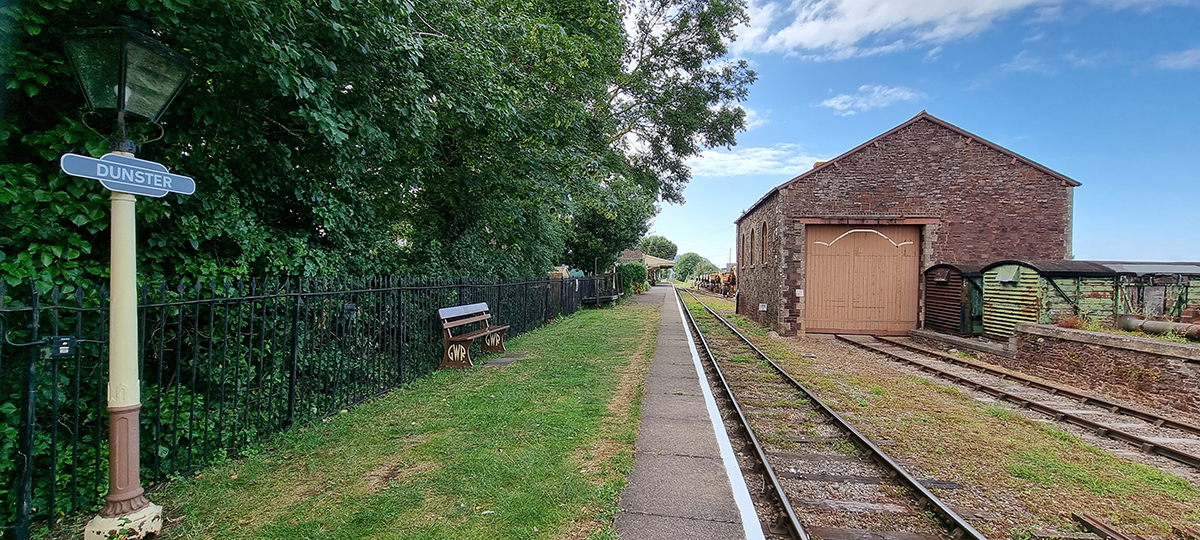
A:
438;302;510;369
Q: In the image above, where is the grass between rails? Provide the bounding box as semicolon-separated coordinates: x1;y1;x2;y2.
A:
679;294;1198;538
146;301;661;540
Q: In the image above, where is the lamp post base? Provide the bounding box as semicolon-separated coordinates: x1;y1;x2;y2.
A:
83;502;162;540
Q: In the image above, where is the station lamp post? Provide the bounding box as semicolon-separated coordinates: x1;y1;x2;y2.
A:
62;17;192;539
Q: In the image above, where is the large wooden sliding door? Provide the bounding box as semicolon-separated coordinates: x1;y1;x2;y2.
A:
805;225;920;335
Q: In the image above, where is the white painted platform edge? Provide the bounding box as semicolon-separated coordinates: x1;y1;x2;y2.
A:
673;289;766;540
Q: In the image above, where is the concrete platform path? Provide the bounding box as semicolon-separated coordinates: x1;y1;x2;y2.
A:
614;285;764;540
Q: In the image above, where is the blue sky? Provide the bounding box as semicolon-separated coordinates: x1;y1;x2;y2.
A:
649;0;1200;267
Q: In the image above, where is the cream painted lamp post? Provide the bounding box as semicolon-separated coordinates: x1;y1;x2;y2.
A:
61;17;193;539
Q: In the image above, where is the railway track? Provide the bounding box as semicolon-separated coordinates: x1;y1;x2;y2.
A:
683;285;733;301
837;335;1200;471
677;288;987;540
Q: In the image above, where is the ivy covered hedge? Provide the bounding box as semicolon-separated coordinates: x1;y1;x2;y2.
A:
1;0;753;287
617;260;648;296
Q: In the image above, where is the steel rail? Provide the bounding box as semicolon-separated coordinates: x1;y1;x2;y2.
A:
674;287;808;540
878;336;1200;437
1073;513;1139;540
839;335;1200;471
680;290;987;540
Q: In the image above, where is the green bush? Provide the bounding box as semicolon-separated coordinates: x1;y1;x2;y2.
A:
617;260;648;296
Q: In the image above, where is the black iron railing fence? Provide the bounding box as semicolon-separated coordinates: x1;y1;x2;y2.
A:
0;273;617;536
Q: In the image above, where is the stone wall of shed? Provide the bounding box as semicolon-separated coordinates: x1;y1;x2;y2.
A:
780;118;1073;265
735;192;788;334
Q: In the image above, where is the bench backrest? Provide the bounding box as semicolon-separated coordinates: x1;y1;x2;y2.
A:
439;302;490;323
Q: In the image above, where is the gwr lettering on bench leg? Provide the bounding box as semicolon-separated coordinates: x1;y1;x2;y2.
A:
482;329;507;354
438;302;510;370
441;340;472;370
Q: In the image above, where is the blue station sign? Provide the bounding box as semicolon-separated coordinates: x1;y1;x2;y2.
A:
60;153;196;198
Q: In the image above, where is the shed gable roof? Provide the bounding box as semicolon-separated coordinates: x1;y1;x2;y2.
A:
734;111;1081;224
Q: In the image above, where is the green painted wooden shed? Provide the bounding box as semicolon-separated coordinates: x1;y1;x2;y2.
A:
980;260;1200;338
981;260;1118;339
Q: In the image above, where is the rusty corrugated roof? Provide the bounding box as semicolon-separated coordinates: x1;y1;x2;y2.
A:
982;260;1200;277
925;263;987;276
1094;261;1200;276
982;260;1115;277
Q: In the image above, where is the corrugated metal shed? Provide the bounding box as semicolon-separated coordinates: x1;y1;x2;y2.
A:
923;263;985;336
1093;261;1200;319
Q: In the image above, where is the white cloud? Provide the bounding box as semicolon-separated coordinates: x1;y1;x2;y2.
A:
730;0;1191;59
1002;50;1056;73
733;0;1054;57
1064;51;1104;68
1029;5;1064;23
1093;0;1195;9
1157;47;1200;69
820;85;921;116
742;106;768;130
687;144;823;177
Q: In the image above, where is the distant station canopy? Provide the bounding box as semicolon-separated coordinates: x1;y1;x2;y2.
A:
619;249;676;272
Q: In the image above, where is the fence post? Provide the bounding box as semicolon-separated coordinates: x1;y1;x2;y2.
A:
286;279;300;429
15;280;39;540
398;277;405;384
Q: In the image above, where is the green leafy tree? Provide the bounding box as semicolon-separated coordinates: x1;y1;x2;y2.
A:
637;235;677;260
561;179;657;274
0;0;629;283
675;252;702;280
0;0;754;287
694;261;719;275
606;0;757;203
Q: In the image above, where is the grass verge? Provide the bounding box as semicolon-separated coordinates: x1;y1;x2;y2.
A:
144;301;661;540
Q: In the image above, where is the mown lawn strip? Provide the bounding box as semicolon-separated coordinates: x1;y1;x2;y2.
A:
151;300;661;540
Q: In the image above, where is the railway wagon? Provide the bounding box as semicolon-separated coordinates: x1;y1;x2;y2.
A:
696;271;737;297
980;260;1200;339
922;263;985;336
982;260;1118;339
1105;261;1200;323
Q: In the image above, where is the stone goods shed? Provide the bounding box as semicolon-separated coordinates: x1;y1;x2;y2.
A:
735;111;1080;336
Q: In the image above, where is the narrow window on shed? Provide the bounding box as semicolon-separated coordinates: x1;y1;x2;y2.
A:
750;228;755;266
761;222;767;265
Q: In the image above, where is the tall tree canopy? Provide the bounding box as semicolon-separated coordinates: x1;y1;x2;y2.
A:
0;0;753;285
560;178;656;274
608;0;756;203
694;260;719;275
637;235;677;260
674;252;703;279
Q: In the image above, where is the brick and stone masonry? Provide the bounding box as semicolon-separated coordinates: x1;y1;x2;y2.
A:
911;325;1200;422
736;111;1079;336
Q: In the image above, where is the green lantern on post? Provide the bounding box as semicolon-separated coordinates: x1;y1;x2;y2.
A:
62;17;192;150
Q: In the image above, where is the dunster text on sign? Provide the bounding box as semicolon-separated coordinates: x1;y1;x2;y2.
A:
60;152;196;198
